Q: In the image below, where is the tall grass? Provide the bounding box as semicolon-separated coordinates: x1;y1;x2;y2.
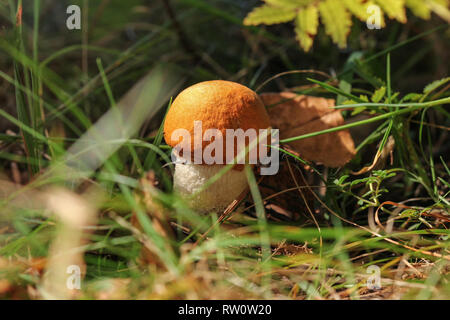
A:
0;0;448;300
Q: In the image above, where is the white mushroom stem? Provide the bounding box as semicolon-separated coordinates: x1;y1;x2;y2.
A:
173;159;248;213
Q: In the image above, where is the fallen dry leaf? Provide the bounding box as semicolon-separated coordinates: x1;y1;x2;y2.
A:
260;92;356;167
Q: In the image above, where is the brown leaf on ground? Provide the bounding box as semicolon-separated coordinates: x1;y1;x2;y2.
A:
260;92;356;167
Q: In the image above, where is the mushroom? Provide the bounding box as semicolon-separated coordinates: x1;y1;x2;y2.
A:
163;80;271;213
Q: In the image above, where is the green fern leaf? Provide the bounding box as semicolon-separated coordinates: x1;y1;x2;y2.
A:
402;93;423;102
319;0;352;49
372;86;386;103
295;5;319;51
423;77;450;94
243;5;296;25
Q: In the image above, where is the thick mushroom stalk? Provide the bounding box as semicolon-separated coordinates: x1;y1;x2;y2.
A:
173;161;248;213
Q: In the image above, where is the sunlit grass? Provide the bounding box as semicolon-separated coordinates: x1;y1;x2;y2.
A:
0;0;448;300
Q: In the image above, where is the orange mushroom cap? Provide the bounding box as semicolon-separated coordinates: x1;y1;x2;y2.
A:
163;80;270;164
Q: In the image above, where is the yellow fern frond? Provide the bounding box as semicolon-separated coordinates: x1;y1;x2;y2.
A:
243;0;449;51
375;0;407;22
427;0;450;22
343;0;386;27
406;0;431;19
264;0;315;9
295;5;319;51
319;0;352;49
243;5;296;25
